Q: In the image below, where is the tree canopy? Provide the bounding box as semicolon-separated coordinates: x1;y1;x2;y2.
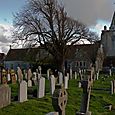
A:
13;0;98;71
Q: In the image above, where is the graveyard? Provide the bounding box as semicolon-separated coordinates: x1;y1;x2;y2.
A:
0;67;115;115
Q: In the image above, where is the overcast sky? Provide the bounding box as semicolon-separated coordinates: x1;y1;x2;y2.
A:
0;0;114;54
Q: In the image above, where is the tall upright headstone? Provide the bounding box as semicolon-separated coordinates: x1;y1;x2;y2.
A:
17;67;23;83
64;76;68;89
59;72;63;84
50;75;55;95
0;85;11;108
18;80;27;102
37;77;45;98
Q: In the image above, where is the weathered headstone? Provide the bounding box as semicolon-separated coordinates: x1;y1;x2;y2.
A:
50;75;55;95
109;69;112;76
37;77;45;98
18;80;27;102
2;69;7;84
38;66;42;75
0;85;11;108
70;68;72;79
59;72;63;84
110;80;115;94
28;80;32;87
27;68;32;80
7;70;10;81
52;84;68;115
17;67;23;83
10;69;16;84
75;72;77;79
64;77;68;89
47;69;51;80
76;80;92;115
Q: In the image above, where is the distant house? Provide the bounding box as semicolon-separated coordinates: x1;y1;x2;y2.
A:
4;47;52;70
66;41;104;71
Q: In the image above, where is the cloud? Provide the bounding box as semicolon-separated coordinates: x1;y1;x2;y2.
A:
64;0;114;26
0;24;13;53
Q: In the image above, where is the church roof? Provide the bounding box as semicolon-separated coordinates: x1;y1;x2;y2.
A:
110;11;115;30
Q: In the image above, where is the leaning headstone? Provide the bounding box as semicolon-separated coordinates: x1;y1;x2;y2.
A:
18;80;27;102
64;77;68;89
52;84;68;115
0;85;11;108
50;75;55;95
46;112;59;115
37;77;45;98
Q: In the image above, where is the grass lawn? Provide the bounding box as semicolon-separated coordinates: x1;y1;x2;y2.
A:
0;75;115;115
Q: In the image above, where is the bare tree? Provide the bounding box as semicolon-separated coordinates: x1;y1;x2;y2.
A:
13;0;96;72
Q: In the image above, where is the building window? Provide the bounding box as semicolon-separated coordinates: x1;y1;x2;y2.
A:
80;62;82;67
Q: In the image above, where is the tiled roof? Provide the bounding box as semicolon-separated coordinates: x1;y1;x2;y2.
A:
5;47;39;61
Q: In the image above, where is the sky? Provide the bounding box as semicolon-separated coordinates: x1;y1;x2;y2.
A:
0;0;114;54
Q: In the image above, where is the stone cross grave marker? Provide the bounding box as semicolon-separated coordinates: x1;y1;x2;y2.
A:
37;77;45;98
18;80;27;102
76;80;92;115
52;84;68;115
0;85;11;108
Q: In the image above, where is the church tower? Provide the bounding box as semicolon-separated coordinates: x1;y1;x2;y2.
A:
101;12;115;66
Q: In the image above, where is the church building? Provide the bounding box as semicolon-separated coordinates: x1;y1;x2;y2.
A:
101;12;115;67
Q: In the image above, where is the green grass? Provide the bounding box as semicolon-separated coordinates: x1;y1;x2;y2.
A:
0;75;115;115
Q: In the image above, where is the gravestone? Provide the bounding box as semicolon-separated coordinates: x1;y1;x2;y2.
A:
10;69;16;84
0;85;11;108
47;69;51;80
37;77;45;98
50;75;55;95
52;84;68;115
109;69;112;76
64;77;68;89
32;72;37;85
27;68;32;80
2;69;7;84
7;70;11;81
28;80;32;87
46;112;59;115
111;80;115;94
18;80;27;102
75;72;77;79
70;68;72;79
38;66;42;75
76;80;92;115
59;72;63;84
67;73;69;80
17;67;23;83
